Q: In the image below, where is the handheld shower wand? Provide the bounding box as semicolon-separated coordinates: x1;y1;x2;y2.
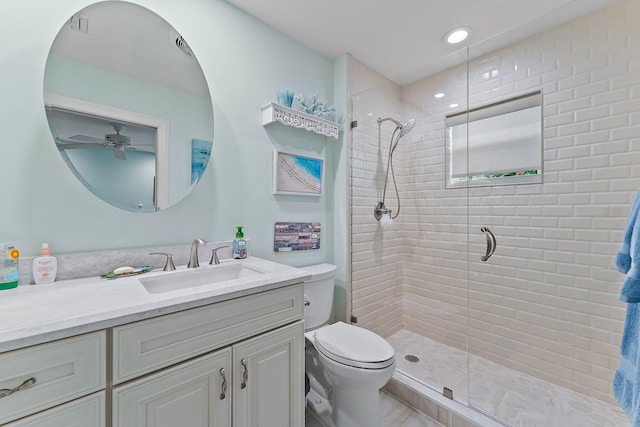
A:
374;117;416;221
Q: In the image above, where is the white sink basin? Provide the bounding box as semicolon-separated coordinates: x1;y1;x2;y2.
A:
139;263;265;294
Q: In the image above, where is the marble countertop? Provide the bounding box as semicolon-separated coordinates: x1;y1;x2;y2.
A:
0;257;310;353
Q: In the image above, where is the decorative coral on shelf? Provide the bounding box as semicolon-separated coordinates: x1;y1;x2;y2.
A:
294;93;336;119
276;89;294;107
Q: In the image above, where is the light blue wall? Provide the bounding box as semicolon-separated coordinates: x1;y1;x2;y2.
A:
1;0;346;288
63;148;156;212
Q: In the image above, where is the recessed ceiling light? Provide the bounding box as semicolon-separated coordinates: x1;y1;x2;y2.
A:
443;27;471;45
449;103;459;108
434;92;445;98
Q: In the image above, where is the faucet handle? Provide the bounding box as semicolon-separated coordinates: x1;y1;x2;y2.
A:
149;252;176;271
209;246;230;265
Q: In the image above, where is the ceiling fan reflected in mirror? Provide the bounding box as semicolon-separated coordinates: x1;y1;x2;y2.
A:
56;123;140;160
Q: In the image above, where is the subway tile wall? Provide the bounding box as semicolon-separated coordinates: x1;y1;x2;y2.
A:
351;0;639;405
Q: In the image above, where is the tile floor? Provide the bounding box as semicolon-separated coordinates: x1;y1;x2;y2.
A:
386;329;629;427
305;391;444;427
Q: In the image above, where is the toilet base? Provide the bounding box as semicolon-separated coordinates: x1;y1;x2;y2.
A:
332;386;383;427
306;387;336;427
306;386;384;427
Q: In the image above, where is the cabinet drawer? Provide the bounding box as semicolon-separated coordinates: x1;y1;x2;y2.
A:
113;284;303;383
5;392;105;427
0;331;106;425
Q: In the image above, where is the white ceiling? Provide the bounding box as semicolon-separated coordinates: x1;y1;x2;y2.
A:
226;0;623;84
50;1;210;98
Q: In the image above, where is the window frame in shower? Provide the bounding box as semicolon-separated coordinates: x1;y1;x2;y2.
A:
445;91;543;188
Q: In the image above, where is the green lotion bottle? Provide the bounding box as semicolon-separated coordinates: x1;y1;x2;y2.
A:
233;226;247;259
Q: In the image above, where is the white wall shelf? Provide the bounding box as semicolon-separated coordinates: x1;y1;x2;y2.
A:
261;103;339;140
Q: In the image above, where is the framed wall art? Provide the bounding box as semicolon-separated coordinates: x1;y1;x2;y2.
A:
273;150;324;196
274;222;321;252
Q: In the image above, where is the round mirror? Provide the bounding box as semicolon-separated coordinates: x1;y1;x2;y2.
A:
43;1;214;213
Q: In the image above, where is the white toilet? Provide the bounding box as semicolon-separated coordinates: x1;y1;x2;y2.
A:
303;264;395;427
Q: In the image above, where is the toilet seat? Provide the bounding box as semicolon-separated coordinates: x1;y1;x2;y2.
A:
313;322;395;369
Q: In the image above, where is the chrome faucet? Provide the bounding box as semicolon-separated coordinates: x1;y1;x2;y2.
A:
187;238;207;268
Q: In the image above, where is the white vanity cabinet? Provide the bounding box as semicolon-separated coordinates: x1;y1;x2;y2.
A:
0;331;106;426
111;284;304;427
0;277;305;427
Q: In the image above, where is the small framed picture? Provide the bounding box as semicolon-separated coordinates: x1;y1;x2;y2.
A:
273;150;324;196
274;222;321;252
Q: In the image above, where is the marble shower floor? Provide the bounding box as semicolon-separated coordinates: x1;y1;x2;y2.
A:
305;391;444;427
386;329;629;427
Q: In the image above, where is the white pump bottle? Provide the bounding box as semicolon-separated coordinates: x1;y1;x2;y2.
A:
32;243;58;285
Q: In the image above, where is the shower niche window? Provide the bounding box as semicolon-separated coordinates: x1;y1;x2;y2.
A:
445;91;542;188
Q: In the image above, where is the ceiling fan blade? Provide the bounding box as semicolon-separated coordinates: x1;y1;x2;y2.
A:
69;134;106;143
58;143;103;149
55;139;104;149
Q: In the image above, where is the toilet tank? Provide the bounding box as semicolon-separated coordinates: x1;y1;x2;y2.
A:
301;263;337;330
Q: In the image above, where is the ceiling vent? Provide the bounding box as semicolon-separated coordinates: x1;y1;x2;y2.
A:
170;30;193;57
67;12;88;33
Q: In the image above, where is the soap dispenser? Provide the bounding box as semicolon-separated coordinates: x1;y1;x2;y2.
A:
232;226;247;259
0;243;19;290
32;243;58;285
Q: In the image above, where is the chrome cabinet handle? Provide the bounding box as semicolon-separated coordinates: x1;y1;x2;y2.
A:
219;368;227;400
240;358;248;389
0;377;36;399
480;227;497;262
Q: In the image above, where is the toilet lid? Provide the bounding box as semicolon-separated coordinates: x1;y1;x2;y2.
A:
314;322;395;369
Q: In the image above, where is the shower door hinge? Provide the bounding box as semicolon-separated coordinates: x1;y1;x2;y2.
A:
350;315;358;324
443;387;453;400
350;120;358;129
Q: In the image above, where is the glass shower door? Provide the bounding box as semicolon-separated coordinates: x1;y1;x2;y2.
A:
349;59;472;408
462;38;554;423
464;5;632;422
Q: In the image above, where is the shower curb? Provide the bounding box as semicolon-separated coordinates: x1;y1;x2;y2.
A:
384;372;509;427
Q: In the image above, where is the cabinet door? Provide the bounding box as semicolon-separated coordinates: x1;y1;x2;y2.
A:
113;348;231;427
233;321;304;427
4;392;105;427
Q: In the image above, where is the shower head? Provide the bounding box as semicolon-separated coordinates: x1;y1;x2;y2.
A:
400;118;416;136
377;117;416;137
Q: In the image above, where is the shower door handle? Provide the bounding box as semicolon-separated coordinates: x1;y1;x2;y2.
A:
480;227;496;261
